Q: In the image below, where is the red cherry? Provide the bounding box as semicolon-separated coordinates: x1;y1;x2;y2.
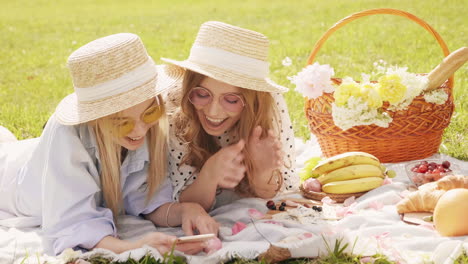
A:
418;165;428;173
266;200;275;209
442;161;451;169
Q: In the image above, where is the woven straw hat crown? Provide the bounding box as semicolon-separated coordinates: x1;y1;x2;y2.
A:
162;21;287;93
55;33;183;125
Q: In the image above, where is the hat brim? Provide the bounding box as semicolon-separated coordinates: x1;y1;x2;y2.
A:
55;65;184;125
161;58;288;94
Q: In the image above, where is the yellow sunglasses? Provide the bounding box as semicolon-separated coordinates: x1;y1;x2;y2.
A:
114;102;164;137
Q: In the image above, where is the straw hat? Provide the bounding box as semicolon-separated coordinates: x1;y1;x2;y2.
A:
55;33;184;125
162;21;288;93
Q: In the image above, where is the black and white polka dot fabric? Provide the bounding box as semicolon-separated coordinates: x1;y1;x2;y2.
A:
167;92;296;200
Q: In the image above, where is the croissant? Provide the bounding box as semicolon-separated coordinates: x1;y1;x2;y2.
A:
396;189;446;214
436;175;468;191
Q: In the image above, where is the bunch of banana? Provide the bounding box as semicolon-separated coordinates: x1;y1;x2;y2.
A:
311;152;394;194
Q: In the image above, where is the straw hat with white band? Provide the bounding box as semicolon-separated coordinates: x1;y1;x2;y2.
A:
55;33;184;125
162;21;288;93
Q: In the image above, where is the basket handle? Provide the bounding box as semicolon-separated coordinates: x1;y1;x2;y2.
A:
307;8;453;89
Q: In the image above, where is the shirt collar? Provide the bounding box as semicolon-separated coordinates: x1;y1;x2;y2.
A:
78;124;150;174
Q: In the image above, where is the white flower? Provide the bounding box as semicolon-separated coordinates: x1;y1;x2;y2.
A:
57;248;81;262
423;89;449;104
290;62;335;99
332;97;392;130
282;57;292;66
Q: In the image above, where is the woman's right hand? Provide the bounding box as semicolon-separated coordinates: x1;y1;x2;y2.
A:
202;139;246;189
137;232;205;255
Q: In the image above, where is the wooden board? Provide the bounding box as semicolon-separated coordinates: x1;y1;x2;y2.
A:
402;212;433;226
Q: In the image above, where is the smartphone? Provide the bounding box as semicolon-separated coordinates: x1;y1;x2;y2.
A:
176;233;216;244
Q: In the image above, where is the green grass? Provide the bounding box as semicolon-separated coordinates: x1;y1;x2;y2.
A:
66;238;399;264
1;0;467;160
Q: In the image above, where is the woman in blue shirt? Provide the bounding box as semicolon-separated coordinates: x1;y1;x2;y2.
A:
0;33;218;255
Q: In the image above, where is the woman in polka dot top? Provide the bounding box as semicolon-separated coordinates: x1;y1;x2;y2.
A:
162;21;296;210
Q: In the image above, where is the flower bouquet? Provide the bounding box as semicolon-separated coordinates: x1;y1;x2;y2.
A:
292;8;457;163
291;61;448;131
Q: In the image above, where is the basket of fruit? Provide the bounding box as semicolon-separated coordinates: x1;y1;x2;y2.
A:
300;151;395;202
289;9;468;163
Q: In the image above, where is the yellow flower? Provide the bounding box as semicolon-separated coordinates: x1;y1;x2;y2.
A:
377;74;407;104
361;84;382;108
334;80;361;106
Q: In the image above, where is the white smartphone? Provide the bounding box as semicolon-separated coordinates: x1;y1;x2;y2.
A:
176;233;216;244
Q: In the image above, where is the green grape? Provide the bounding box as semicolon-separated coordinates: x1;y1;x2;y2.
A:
386;169;397;178
300;156;322;182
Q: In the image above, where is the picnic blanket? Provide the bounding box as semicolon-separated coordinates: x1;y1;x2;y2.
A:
1;135;468;264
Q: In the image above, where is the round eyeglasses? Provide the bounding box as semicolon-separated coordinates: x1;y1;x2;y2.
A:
113;102;164;137
188;87;245;113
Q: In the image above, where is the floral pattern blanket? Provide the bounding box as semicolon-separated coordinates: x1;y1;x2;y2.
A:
1;136;467;264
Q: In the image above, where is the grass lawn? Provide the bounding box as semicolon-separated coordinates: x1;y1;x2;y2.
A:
0;1;467;262
1;0;467;160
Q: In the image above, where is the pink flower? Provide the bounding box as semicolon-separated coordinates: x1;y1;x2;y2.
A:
321;196;336;205
231;221;247;235
320;225;344;236
263;220;284;227
321;229;336;236
248;208;264;220
203;237;222;255
290;63;335;99
336;206;355;218
367;201;384;210
298;232;313;240
382;176;393;185
343;196;356;207
399;190;411;198
373;232;390;240
372;232;391;251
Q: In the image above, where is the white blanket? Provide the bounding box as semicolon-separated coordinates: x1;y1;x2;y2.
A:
1;135;468;264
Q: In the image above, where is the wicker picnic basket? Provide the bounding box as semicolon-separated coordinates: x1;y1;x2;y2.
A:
304;8;455;163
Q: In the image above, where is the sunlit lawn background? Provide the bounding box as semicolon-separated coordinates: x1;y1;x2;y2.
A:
0;0;467;263
1;0;467;160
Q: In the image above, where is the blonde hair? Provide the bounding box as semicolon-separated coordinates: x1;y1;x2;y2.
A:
172;70;283;196
89;95;168;218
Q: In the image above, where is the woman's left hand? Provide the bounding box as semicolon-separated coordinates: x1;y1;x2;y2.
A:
180;203;220;236
247;126;284;173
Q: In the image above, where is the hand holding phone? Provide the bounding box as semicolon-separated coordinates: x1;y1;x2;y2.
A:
176;233;216;244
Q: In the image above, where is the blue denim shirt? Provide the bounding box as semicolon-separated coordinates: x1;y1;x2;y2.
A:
0;114;172;255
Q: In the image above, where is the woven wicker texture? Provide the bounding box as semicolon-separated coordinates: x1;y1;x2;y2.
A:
68;34;148;88
162;21;288;93
55;33;184;125
194;21;269;61
304;9;454;163
299;185;365;203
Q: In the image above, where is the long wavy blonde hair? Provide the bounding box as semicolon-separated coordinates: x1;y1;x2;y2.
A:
88;95;168;218
171;70;283;196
